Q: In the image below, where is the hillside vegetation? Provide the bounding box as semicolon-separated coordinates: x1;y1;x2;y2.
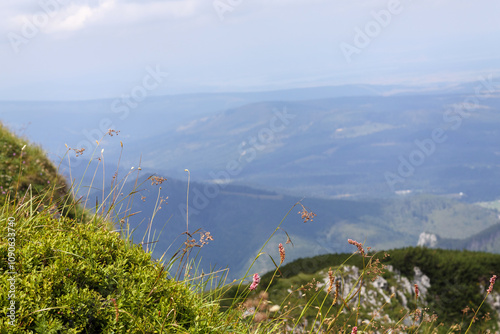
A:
1;122;499;333
0;123;68;206
0;124;245;332
257;248;500;328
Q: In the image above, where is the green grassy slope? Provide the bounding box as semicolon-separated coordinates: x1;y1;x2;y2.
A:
0;211;244;332
0;123;246;333
0;123;68;204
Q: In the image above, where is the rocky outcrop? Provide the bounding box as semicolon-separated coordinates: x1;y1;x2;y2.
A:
318;264;499;331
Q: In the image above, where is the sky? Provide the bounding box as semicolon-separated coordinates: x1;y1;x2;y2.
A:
0;0;499;101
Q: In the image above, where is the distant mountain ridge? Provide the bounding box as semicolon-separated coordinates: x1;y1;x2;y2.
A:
88;172;500;279
124;92;500;202
419;222;500;252
2;80;500;202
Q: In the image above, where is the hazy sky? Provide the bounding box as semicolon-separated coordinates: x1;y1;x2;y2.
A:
1;0;499;100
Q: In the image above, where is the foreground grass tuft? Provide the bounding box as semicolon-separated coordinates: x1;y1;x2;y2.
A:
0;200;250;333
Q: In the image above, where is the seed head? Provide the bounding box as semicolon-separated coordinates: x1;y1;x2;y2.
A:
487;275;497;294
348;239;365;256
327;268;335;294
279;243;285;264
298;203;316;223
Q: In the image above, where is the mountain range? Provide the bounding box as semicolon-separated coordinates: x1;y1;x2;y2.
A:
85;173;500;280
2;80;500;204
2;80;500;278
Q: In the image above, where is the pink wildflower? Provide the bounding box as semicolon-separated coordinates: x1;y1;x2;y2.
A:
279;243;285;264
487;275;497;294
351;326;357;334
249;273;260;291
414;284;419;299
348;239;365;256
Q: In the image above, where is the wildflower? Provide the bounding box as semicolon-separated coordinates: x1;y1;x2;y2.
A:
254;312;268;323
351;326;357;334
327;268;335;294
414;308;422;322
199;232;214;246
487;275;497;294
298;204;316;223
72;148;85;157
333;280;340;305
269;305;280;312
249;273;260;291
149;175;167;185
414;283;419;299
279;243;285;264
348;239;365;256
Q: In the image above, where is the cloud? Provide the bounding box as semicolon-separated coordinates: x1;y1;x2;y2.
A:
47;4;94;33
95;0;204;24
2;0;207;35
1;0;499;100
